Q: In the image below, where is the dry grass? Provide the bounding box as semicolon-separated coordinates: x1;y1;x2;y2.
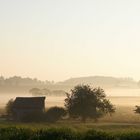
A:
100;106;140;123
0;105;140;132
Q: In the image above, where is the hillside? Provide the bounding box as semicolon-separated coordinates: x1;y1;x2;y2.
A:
0;76;139;94
57;76;138;89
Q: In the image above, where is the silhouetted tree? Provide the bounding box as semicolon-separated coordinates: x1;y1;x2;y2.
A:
0;76;4;86
134;106;140;114
65;85;115;122
29;88;42;96
5;99;14;118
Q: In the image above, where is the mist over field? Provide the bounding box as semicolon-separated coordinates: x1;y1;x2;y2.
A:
0;75;140;108
1;92;140;108
1;77;140;124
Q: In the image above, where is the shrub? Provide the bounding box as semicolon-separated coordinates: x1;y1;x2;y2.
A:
45;107;66;123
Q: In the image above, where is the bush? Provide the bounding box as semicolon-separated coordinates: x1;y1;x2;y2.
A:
45;107;66;123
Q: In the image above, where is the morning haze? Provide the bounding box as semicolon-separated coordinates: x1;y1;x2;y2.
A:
1;0;140;139
1;0;140;81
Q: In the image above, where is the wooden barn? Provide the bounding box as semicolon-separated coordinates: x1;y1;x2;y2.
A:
13;97;46;121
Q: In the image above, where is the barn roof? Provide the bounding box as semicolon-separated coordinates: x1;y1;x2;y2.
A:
13;97;46;109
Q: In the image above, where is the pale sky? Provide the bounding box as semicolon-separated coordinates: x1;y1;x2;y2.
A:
0;0;140;81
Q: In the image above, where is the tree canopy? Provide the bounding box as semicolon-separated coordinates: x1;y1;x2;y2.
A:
65;85;115;122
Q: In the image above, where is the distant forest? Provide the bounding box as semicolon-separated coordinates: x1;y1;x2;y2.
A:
0;76;140;94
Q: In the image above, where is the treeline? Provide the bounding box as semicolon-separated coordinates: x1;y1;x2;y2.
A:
59;76;140;88
1;76;140;92
0;76;51;87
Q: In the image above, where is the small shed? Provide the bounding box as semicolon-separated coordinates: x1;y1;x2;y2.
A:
13;97;46;121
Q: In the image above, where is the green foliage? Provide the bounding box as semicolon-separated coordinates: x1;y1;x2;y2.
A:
30;128;78;140
83;130;114;140
2;127;140;140
65;85;115;122
5;99;14;118
45;107;66;123
0;127;32;140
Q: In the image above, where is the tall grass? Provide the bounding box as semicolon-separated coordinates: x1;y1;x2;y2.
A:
1;127;140;140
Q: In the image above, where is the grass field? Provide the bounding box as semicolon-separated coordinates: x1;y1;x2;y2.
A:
1;124;140;140
1;107;140;139
0;106;140;132
1;96;140;139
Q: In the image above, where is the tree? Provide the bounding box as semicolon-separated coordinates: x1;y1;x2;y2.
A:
29;88;52;96
5;99;14;118
29;88;42;96
134;106;140;114
65;85;115;122
45;107;66;123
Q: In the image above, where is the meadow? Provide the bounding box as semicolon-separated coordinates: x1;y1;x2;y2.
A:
1;105;140;139
1;123;140;140
1;89;140;139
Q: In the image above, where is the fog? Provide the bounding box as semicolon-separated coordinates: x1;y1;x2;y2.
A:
1;88;140;108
